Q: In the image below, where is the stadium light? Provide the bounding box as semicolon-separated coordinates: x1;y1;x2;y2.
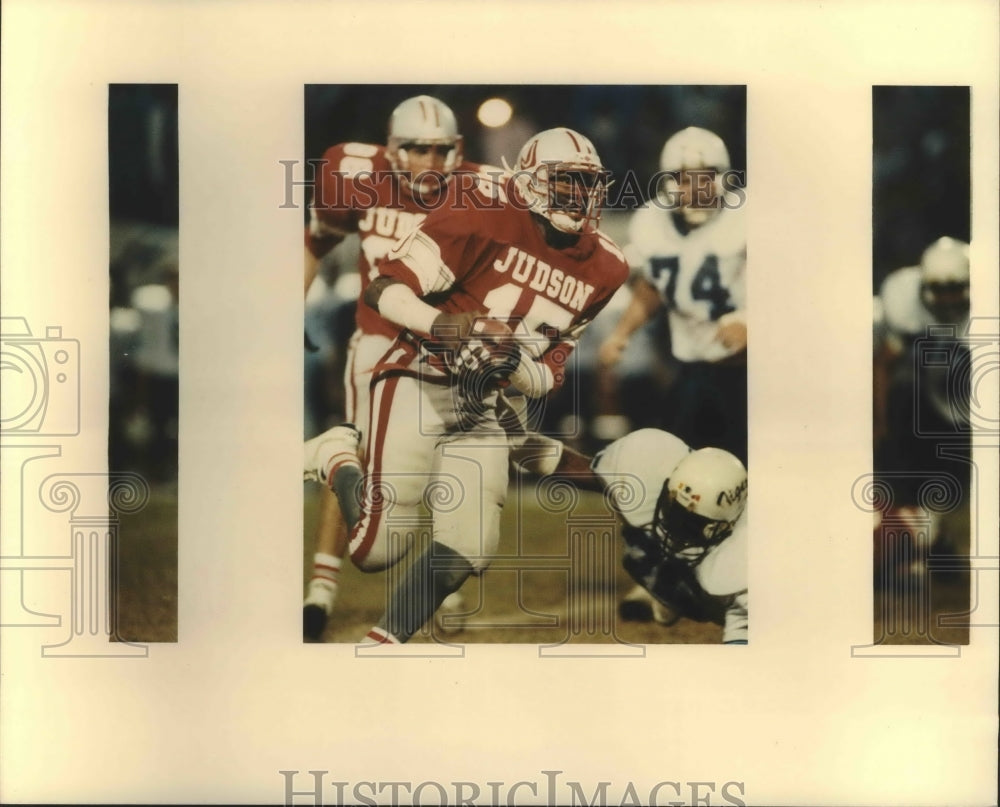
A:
477;98;513;128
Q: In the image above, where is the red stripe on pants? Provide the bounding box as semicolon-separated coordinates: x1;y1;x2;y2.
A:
349;370;404;565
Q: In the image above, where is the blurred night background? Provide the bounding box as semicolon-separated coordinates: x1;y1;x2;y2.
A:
871;85;972;646
108;83;179;641
108;84;179;483
872;86;970;288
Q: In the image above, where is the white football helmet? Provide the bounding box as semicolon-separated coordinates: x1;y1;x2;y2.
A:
386;95;464;193
505;127;610;234
654;447;747;563
919;236;970;324
658;126;731;227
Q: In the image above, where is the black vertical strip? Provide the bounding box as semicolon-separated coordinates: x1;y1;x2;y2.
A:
108;84;179;642
871;86;971;646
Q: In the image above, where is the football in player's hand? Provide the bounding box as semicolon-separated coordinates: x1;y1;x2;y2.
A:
434;314;520;383
470;316;515;344
431;311;513;350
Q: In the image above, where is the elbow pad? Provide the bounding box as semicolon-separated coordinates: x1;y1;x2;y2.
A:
376;282;439;335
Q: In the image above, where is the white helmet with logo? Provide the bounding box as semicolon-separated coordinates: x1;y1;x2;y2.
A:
919;236;970;324
654;447;747;563
505;127;610;234
658;126;731;227
386;95;464;192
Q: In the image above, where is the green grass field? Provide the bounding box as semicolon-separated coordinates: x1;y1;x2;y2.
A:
110;480;972;648
114;486;178;643
302;477;725;645
871;504;971;646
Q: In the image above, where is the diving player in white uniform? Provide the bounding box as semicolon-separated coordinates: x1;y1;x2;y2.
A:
307;425;749;643
537;428;749;643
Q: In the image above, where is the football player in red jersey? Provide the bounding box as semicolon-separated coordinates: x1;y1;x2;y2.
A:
306;127;630;643
302;95;479;640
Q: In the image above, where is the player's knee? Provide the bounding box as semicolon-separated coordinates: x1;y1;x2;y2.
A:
350;549;385;573
433;500;503;570
350;521;418;572
509;433;564;477
430;541;478;587
432;538;492;573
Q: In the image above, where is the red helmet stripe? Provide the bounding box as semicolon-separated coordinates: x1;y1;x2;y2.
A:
522;138;539;167
564;129;582;152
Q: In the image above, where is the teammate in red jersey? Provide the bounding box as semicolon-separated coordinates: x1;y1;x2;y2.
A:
306;127;630;643
302;95;479;640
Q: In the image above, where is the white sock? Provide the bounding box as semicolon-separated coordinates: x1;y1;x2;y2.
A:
362;626;400;644
305;553;341;610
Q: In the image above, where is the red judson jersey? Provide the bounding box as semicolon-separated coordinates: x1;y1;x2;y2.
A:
377;171;630;390
306;141;481;339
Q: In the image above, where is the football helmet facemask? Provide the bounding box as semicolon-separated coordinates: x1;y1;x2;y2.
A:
505;127;611;235
386;95;464;195
653;447;747;564
919;236;970;324
658;126;731;227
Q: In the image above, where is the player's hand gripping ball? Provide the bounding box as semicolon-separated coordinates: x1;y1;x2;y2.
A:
432;312;521;387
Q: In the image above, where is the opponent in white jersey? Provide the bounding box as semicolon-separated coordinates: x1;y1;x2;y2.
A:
600;127;747;463
535;428;748;643
873;236;971;504
874;237;970;436
875;237;970;340
626;177;746;364
876;266;936;341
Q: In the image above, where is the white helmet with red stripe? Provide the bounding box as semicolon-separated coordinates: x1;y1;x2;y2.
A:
386;95;464;191
506;127;610;234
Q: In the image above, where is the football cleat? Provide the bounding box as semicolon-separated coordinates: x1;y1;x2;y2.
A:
303;579;338;642
303;605;328;642
303;424;362;486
